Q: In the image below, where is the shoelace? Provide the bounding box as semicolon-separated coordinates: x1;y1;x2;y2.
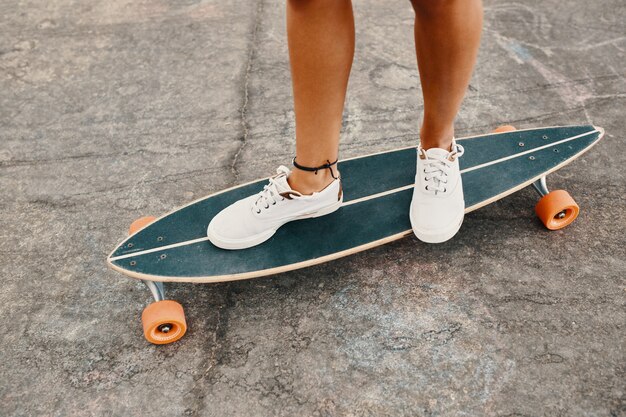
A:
252;166;291;213
421;144;465;195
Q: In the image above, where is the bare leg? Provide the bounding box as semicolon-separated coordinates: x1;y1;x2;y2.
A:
411;0;483;150
286;0;355;194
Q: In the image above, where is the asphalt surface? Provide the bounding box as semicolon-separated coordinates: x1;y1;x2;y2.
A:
1;0;624;416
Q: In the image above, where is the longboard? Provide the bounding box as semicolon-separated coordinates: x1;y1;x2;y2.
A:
107;125;604;344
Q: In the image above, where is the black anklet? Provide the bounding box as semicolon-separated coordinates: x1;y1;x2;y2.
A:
292;157;339;180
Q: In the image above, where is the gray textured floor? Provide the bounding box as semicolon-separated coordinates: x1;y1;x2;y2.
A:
1;1;625;416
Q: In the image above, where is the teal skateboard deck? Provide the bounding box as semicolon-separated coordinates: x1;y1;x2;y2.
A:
108;125;604;284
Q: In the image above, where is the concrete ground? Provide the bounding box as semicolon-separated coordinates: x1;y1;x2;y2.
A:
1;0;624;416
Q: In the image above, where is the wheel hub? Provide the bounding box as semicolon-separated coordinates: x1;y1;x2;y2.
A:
158;324;172;333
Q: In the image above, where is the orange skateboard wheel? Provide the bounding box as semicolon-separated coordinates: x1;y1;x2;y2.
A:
141;300;187;345
129;216;157;235
535;190;579;230
493;125;517;133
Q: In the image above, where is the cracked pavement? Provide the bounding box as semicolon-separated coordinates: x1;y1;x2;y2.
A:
1;0;625;416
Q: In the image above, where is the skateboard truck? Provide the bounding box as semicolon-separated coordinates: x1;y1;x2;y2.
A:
532;176;550;197
141;281;173;333
143;279;165;303
533;177;565;218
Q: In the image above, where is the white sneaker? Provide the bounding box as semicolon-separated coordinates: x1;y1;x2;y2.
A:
208;166;343;250
409;141;465;243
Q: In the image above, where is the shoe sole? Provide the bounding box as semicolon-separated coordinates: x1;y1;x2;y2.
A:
207;197;343;250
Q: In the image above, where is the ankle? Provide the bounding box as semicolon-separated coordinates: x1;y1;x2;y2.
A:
420;124;455;151
288;168;337;195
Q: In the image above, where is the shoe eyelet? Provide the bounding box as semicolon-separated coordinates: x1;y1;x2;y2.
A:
264;205;269;209
272;202;276;205
425;185;429;191
256;209;261;214
444;188;447;192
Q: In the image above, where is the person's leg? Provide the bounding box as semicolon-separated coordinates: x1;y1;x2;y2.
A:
208;0;354;249
410;0;483;150
287;0;355;194
408;0;483;243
